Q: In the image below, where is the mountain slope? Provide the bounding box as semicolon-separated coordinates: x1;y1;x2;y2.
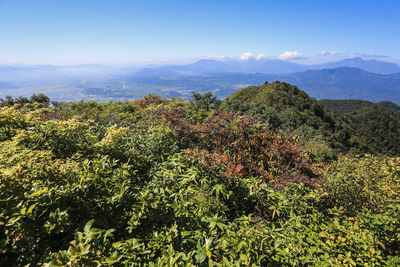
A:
377;101;400;113
346;106;400;156
221;81;400;157
221;82;355;153
319;99;400;114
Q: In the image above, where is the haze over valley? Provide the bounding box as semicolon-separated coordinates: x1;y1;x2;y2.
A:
1;57;400;103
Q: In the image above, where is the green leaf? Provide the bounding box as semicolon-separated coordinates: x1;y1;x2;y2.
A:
83;219;95;234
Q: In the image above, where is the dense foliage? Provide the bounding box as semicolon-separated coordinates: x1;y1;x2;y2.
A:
223;82;400;157
0;85;399;266
319;99;400;156
221;82;356;156
319;99;400;114
345;106;400;156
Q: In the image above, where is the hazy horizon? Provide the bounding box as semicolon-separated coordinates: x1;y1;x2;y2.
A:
1;56;399;68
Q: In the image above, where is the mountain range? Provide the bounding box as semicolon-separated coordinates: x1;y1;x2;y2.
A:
1;57;400;103
137;57;400;75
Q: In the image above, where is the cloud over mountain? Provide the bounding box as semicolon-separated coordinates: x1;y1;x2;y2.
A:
320;50;339;56
277;51;305;60
239;52;267;61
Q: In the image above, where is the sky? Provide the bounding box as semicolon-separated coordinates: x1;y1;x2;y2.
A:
0;0;399;65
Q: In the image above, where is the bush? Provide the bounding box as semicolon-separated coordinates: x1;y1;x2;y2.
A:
324;154;400;214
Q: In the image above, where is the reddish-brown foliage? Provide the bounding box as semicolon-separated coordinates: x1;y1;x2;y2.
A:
155;108;320;188
133;94;169;110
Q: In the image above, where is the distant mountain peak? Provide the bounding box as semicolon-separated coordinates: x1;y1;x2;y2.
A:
316;57;400;74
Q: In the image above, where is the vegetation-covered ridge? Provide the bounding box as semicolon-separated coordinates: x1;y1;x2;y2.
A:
318;99;400;156
319;99;400;114
221;81;355;155
222;81;400;157
0;83;399;266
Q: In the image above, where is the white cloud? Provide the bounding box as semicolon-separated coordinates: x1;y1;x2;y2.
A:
277;51;305;60
255;54;267;60
239;52;254;60
239;52;267;61
139;58;154;62
207;55;235;61
320;50;339;56
319;50;328;56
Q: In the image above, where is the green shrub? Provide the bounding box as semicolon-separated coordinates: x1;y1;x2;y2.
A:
324;155;400;214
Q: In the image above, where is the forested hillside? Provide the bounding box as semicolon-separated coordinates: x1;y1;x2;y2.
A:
345;106;400;156
221;82;355;157
318;99;400;155
319;99;400;114
0;85;399;266
222;82;400;157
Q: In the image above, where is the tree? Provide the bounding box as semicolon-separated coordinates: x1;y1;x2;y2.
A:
30;93;50;106
190;92;221;111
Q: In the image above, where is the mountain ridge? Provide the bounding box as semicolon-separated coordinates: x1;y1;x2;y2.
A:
134;57;400;75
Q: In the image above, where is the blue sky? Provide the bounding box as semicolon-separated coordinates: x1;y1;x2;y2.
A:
0;0;399;65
